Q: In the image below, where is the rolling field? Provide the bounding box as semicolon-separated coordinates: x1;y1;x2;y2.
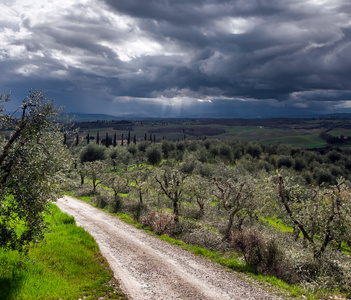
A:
260;133;327;148
71;119;351;149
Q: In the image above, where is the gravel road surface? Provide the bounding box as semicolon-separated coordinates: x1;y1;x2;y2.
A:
57;196;283;300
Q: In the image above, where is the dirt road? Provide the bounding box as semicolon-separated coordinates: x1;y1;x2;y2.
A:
57;196;283;300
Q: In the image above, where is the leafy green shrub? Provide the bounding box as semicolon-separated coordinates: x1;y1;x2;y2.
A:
219;144;233;162
209;146;219;158
187;141;198;152
109;195;123;213
245;143;262;159
80;144;106;163
301;171;313;184
293;157;306;171
161;141;174;159
180;153;198;174
130;203;148;220
146;146;162;165
92;194;110;209
313;168;335;186
328;150;342;163
257;160;274;172
195;147;210;163
138;141;151;152
176;142;186;152
127;144;137;156
277;155;294;168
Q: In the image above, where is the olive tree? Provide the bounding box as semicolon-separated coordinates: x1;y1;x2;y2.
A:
155;166;188;222
83;160;107;193
0;90;70;250
184;174;210;218
127;165;151;205
275;175;351;259
212;165;258;241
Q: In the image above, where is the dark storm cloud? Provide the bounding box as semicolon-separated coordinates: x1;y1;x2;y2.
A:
1;0;351;117
101;0;351;102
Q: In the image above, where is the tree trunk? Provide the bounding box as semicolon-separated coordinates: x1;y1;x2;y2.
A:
80;172;85;185
223;208;239;241
197;200;204;218
173;199;179;223
139;188;143;204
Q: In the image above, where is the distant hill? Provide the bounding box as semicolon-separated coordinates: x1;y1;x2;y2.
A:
65;112;155;121
63;112;351;122
66;113;118;121
324;113;351;119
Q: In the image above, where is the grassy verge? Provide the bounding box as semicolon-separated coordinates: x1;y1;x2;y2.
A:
0;203;126;300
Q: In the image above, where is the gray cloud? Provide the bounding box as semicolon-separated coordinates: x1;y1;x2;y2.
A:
1;0;351;117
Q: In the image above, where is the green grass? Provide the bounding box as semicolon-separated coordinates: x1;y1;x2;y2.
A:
260;217;294;233
0;204;126;300
328;129;351;137
261;133;326;148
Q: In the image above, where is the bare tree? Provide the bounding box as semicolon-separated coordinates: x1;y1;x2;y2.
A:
212;174;256;241
83;161;106;193
127;166;151;205
184;175;209;218
155;166;188;222
276;175;351;259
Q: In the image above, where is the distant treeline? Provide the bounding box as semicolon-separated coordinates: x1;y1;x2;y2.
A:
319;130;349;145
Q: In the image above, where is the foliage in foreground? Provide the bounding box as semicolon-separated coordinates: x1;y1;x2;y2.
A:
0;90;70;251
0;204;126;300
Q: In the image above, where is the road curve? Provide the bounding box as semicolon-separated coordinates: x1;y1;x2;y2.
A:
56;196;282;300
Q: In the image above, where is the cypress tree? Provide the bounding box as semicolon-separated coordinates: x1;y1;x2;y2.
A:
134;134;136;144
87;133;90;144
121;133;124;146
105;132;109;147
76;133;79;146
96;131;100;144
127;131;131;145
144;133;147;141
113;133;117;147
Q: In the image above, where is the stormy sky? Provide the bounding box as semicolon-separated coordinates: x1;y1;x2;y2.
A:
1;0;351;118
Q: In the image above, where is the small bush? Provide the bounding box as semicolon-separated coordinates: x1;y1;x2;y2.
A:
92;194;110;209
291;249;351;291
75;185;96;197
182;228;228;251
130;203;148;220
109;195;123;213
313;168;335;186
231;229;287;278
80;144;106;163
139;211;176;235
277;155;294;169
146;146;162;166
